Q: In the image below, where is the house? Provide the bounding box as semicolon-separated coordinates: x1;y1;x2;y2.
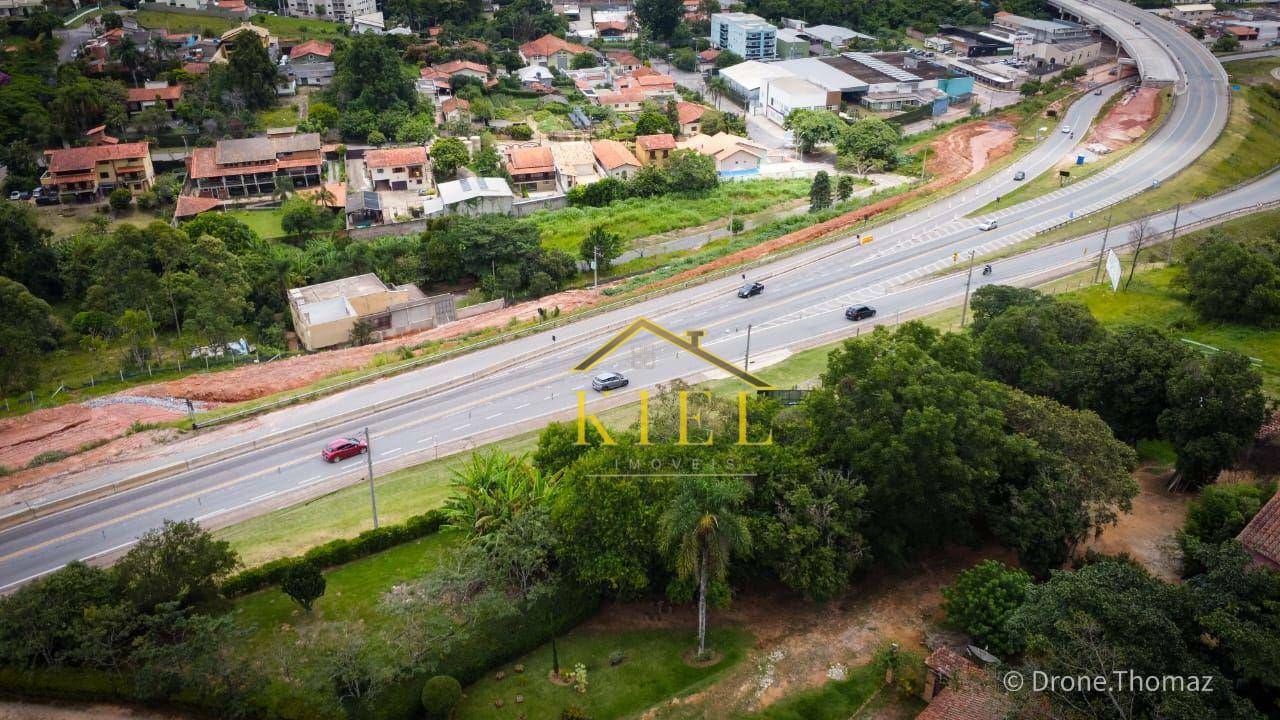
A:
519;33;594;70
173;194;224;220
41;142;155;200
215;23;278;63
418;66;453;99
711;12;778;60
364;146;430;191
635;133;676;166
182;61;211;75
1238;490;1280;571
676;101;710;136
441;96;470;122
549;140;602;188
84;125;119;146
617;72;677;98
516;65;555;87
433;59;491;80
505;146;558;193
288;273;420;351
1224;25;1261;40
697;48;721;72
287;39;335;86
126;82;183;118
1170;3;1217;22
595;88;646;113
187;133;323;199
591;139;641;180
424;176;514;217
595;20;630;40
352;11;386;33
606;50;642;72
761;76;831;124
678;132;767;175
916;647;1009;720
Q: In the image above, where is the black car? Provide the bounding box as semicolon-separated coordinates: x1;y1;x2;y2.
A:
845;305;876;321
591;371;629;392
32;188;59;206
738;281;764;298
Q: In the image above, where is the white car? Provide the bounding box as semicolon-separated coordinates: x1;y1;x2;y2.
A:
6;191;19;201
1061;125;1072;134
978;220;998;231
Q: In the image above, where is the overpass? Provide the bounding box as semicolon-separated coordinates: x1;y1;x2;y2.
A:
1050;0;1180;85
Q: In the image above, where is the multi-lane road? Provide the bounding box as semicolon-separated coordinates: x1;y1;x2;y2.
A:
0;0;1270;589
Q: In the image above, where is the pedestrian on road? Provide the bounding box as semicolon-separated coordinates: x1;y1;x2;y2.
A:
552;335;556;342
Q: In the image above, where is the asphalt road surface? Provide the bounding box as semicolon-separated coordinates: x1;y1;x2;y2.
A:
0;1;1259;589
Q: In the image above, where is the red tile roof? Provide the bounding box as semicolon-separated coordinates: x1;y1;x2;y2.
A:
677;101;709;125
925;647;971;679
506;146;555;175
127;84;182;103
698;48;721;61
1239;490;1280;569
182;61;210;75
636;133;676;151
591;139;640;170
520;34;591;59
595;20;628;32
916;680;1010;720
442;97;470;115
606;50;641;66
597;88;646;106
289;39;333;60
420;66;449;80
174;195;223;218
433;59;490;76
44;142;150;173
364;146;428;168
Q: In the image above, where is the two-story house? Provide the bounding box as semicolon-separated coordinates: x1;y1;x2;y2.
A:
505;146;558;193
187;133;323;199
364;146;429;191
635;134;676;167
41;142;155;200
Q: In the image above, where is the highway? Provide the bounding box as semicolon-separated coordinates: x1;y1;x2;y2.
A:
0;0;1260;589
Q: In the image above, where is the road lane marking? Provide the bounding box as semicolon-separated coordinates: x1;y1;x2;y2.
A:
485;412;503;420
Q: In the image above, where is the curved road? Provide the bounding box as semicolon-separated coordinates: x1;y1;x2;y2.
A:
0;2;1258;588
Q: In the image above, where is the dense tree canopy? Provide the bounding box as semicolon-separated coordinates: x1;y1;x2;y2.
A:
1184;235;1280;326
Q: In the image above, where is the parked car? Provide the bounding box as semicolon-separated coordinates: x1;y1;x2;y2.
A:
978;219;998;231
322;436;368;462
738;281;764;298
591;371;629;392
33;188;59;206
6;191;19;201
845;305;876;321
1013;170;1026;181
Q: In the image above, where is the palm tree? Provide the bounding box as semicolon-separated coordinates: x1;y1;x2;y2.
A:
443;450;561;540
705;76;729;111
659;477;752;659
113;35;143;87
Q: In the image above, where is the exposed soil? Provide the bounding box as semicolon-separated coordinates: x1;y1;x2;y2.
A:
1088;86;1162;151
0;403;181;479
0;701;186;720
1081;466;1191;582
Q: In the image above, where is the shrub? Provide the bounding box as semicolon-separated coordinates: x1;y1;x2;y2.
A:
1183;481;1276;545
941;560;1031;656
421;675;461;719
561;706;591;720
281;560;326;611
107;187;133;213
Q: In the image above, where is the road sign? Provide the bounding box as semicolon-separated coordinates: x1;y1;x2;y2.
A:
1106;249;1122;291
860;235;873;245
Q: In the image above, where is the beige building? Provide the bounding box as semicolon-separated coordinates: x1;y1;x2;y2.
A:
1170;3;1216;22
591;139;642;180
288;274;421;350
365;146;430;191
549;140;602;188
678;132;767;174
1019;39;1101;68
41;142;155;200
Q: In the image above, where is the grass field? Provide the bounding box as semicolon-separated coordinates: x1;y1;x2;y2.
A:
454;627;753;720
134;9;346;39
255;102;303;130
531;179;810;254
225;208;287;240
745;659;905;720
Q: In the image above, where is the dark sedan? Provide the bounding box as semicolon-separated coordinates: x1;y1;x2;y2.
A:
845;305;877;321
738;281;764;298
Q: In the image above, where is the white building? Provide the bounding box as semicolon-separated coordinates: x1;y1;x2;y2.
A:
0;0;44;16
365;146;430;191
761;76;831;124
424;176;514;217
288;0;376;23
718;60;794;106
710;12;778;60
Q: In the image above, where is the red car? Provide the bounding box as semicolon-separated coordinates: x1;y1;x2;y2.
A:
322;436;367;462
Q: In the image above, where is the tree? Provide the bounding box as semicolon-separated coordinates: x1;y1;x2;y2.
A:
580;225;625;273
1061;64;1086;81
976;298;1101;403
942;560;1031;655
836;174;854;201
214;31;278;110
968;285;1048;333
570;51;598;69
635;0;682;39
281;196;331;238
0;276;60;394
281;561;326;612
1183;482;1275;545
112;519;238;613
135;104;171;140
1080;325;1192;441
836;116;900;172
713;50;742;69
1158;351;1267;487
430;136;470;179
108;187;133;214
421;675;462;719
672;47;697;71
0;561;117;668
635;110;674;136
660;477;751;658
1213;33;1240;53
442;450;560;539
1019;80;1042;97
1184;236;1280;326
784;109;844;155
350;318;375;345
330;34;417;114
0;199;58;296
181;234;252;348
663;149;718;193
809;170;831;212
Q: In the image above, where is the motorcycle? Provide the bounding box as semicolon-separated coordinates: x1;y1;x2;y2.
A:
982;264;993;276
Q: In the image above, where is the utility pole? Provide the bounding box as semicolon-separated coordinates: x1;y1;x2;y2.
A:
364;426;378;529
959;250;977;328
1093;213;1113;284
743;323;752;371
592;245;599;289
1167;202;1181;263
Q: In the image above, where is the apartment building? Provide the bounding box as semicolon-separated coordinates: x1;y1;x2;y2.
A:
188;133;323;199
287;0;376;24
41;143;155;200
711;12;778;60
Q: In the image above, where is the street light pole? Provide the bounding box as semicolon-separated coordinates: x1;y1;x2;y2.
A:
592;245;599;289
1167;202;1181;263
743;323;752;371
959;250;977;328
1094;213;1113;284
364;426;378;529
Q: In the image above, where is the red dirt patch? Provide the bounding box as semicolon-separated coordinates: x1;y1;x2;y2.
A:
1081;466;1190;581
0;403;181;476
1088;86;1162;151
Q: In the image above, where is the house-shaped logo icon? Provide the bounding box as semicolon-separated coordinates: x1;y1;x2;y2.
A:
574;318;774;390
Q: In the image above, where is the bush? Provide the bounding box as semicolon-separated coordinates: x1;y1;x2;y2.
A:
941;560;1031;656
281;560;326;611
107;187;133;214
420;675;461;719
1183;481;1276;545
221;510;446;596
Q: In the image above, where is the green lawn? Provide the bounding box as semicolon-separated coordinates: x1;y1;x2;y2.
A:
746;659;894;720
225;208;287;240
532;179;810;254
454;627;753;720
256;102;303;130
134;9;345;39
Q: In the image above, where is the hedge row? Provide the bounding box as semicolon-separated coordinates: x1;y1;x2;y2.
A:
221;510;448;597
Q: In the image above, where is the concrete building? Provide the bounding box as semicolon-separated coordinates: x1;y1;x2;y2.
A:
591;139;642;180
635;133;676;166
286;39;335;86
773;56;868;106
934;26;1012;57
424;176;514;217
678;132;767;175
41;143;155;200
1021;39;1102;68
719;60;794;105
1170;3;1217;22
711;12;778;60
799;24;873;51
288;274;423;351
761;76;832;124
550;140;602;188
365;146;429;191
505;145;558;192
188;133;323;200
214;23;279;63
992;12;1093;44
0;0;43;18
775;28;809;59
287;0;376;24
